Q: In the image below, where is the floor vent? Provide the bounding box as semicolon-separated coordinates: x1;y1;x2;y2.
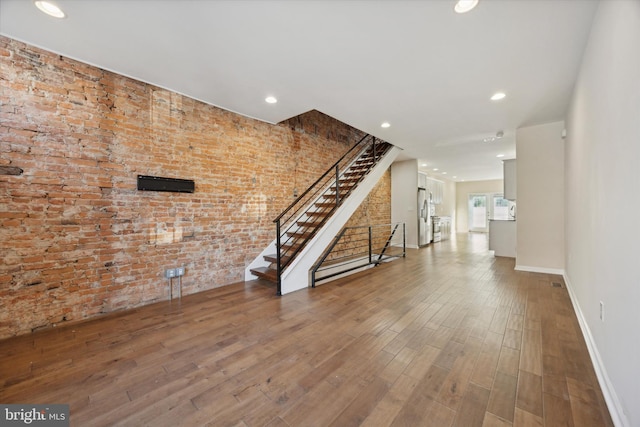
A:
552;282;563;288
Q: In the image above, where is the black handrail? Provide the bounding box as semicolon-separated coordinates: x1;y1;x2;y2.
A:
272;134;391;295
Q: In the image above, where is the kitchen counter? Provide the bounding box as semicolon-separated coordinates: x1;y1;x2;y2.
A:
489;220;516;257
433;216;452;241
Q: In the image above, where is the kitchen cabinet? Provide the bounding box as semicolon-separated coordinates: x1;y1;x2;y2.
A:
489;220;516;257
503;159;516;200
440;216;451;240
418;172;427;189
426;177;444;204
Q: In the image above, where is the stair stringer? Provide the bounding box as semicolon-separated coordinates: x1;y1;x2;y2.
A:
279;145;402;294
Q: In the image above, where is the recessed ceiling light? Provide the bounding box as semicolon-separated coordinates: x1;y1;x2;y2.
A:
497;154;505;158
491;92;506;101
34;1;65;18
381;122;391;128
442;172;447;175
265;96;277;104
453;176;457;179
433;168;439;171
454;0;479;14
421;163;427;167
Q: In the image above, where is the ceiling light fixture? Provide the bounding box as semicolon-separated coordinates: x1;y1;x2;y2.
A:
34;1;65;18
433;168;439;171
454;0;479;14
497;154;505;158
381;122;391;128
265;96;277;104
491;92;506;101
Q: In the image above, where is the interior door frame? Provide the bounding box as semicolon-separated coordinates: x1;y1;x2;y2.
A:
468;193;489;232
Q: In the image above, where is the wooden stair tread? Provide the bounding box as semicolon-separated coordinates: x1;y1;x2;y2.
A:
332;183;356;190
297;220;323;227
250;266;277;282
347;166;371;172
287;231;314;239
282;242;302;251
306;211;331;217
263;254;291;264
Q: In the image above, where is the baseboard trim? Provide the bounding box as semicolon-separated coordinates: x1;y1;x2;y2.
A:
514;264;565;275
563;273;628;427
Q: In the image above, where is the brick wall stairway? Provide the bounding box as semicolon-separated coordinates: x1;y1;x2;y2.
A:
250;140;392;284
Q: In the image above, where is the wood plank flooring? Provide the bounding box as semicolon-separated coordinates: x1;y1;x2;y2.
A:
0;233;614;426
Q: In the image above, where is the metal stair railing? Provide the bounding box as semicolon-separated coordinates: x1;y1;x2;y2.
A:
273;134;390;295
310;222;406;287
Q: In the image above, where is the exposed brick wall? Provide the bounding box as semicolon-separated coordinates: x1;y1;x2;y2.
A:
345;171;391;228
0;36;391;339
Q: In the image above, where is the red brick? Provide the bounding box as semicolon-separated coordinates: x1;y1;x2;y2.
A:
0;35;391;339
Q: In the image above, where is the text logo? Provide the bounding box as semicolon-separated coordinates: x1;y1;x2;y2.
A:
1;405;69;426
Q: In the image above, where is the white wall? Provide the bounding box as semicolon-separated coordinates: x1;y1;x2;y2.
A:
565;1;640;426
515;121;565;273
391;160;419;248
455;179;503;233
434;177;456;221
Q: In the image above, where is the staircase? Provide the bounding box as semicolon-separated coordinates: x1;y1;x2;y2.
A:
247;134;401;294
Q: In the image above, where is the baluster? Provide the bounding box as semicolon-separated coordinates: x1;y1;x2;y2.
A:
372;137;377;162
276;219;282;296
368;226;372;264
335;164;340;206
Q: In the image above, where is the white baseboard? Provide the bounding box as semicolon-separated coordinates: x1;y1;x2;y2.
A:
514;264;565;275
563;273;628;427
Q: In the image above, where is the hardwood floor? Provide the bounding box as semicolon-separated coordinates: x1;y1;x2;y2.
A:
0;233;613;426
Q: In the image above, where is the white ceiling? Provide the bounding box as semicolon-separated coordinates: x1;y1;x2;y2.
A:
0;0;598;182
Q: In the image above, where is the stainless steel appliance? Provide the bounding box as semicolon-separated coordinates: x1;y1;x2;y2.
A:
432;216;442;242
418;188;432;246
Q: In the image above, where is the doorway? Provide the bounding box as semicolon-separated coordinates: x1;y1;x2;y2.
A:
468;194;488;232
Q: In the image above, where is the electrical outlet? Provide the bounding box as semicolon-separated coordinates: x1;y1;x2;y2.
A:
600;301;605;322
165;268;176;279
175;266;185;277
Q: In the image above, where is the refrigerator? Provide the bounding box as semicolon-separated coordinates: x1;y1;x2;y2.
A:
418;188;432;246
